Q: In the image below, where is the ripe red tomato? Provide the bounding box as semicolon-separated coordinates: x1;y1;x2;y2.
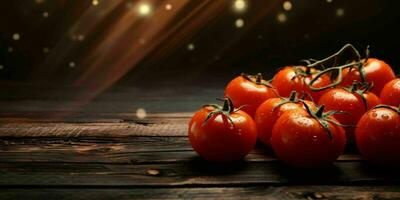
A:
225;73;278;117
355;105;400;165
255;92;315;146
271;105;346;167
188;98;257;162
271;66;331;102
380;78;400;106
318;84;381;141
340;58;395;95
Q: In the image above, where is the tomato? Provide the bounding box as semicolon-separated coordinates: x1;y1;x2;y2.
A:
255;91;315;146
271;66;331;102
188;98;257;162
340;58;395;95
224;73;278;117
271;105;346;167
318;83;381;141
380;78;400;106
355;105;400;165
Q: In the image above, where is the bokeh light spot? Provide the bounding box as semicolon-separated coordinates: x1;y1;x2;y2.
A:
276;13;287;23
233;0;247;13
137;2;152;16
0;65;4;70
42;12;49;18
283;1;292;11
336;8;344;17
165;4;172;10
187;43;195;51
235;18;244;28
69;62;76;68
92;0;99;6
7;47;13;53
12;33;20;40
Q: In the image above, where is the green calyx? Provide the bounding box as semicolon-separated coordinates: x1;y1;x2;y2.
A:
241;73;275;88
343;81;373;111
272;91;302;112
302;102;349;140
202;97;243;128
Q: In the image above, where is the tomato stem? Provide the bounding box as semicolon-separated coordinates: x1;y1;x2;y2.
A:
222;97;235;113
255;73;262;84
289;91;297;101
315;105;325;118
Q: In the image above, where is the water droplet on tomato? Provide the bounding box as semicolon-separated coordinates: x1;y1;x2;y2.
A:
312;135;318;142
382;114;389;120
371;111;377;117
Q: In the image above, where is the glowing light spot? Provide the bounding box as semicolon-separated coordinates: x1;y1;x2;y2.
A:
187;43;195;51
165;4;172;10
43;47;49;53
235;18;244;28
283;1;292;11
42;12;49;18
327;0;333;3
136;108;147;119
92;0;99;6
69;62;76;68
137;2;152;16
35;0;45;4
77;34;85;41
0;65;3;70
7;47;13;52
233;0;247;12
12;33;20;40
336;8;344;17
276;13;287;23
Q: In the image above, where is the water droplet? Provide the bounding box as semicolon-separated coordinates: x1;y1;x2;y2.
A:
230;126;235;130
371;111;377;117
312;135;318;142
382;114;389;120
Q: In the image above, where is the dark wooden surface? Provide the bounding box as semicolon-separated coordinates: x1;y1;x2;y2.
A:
1;86;400;199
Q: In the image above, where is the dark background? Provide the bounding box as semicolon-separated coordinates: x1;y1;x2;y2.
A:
0;0;399;114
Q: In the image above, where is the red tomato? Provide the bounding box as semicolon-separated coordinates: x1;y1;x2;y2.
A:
318;84;381;141
255;92;315;146
271;66;331;102
341;58;395;95
355;105;400;165
380;78;400;106
188;98;257;162
271;105;346;167
225;73;278;117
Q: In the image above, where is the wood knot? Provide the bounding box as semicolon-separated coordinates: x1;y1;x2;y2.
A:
146;169;160;176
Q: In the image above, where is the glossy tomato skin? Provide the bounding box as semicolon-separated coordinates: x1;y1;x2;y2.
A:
318;88;381;141
255;98;315;146
271;109;346;167
188;106;257;162
380;78;400;106
355;107;400;165
271;66;331;102
225;76;278;117
341;58;395;95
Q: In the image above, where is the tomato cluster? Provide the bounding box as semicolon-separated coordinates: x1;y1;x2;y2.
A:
188;44;399;167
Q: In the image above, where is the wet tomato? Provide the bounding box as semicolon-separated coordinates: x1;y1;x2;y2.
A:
380;78;400;107
255;91;315;146
188;98;257;162
318;83;381;141
271;105;346;167
341;58;395;95
355;105;400;165
224;73;278;117
271;66;331;102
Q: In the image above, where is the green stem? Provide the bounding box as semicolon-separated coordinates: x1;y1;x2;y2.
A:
315;105;325;118
255;73;262;84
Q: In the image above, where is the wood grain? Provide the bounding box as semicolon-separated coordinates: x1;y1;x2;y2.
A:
0;137;361;164
1;186;400;200
1;161;399;187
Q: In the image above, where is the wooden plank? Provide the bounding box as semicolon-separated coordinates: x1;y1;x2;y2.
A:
0;137;361;164
0;161;399;186
1;186;400;200
0;121;188;137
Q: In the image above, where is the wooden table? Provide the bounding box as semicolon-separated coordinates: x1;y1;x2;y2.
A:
1;85;400;199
